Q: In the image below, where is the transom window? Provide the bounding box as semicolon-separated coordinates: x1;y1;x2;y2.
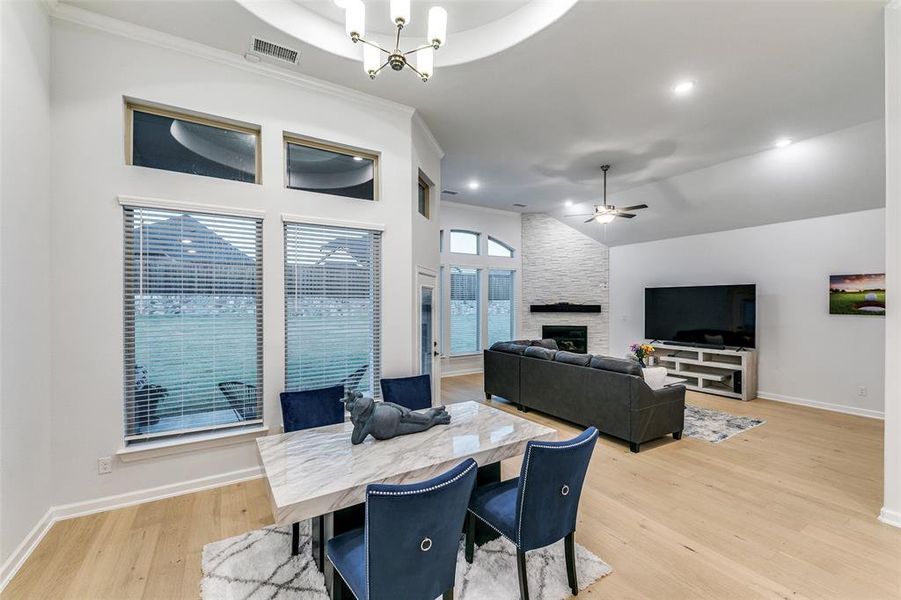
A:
126;101;260;184
123;205;263;443
418;176;430;218
449;230;480;255
284;221;382;395
487;236;515;258
285;134;378;201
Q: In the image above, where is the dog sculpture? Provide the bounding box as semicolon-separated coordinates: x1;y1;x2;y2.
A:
341;390;451;445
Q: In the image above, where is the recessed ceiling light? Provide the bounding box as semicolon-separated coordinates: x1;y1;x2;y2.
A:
467;180;480;190
564;199;573;207
672;80;696;96
774;137;793;148
353;156;364;161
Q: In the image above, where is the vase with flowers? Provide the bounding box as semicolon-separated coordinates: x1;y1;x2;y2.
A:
629;343;655;368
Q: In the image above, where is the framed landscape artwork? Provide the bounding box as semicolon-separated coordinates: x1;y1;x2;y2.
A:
829;273;885;316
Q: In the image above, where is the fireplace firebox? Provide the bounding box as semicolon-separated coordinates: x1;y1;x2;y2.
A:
542;325;588;354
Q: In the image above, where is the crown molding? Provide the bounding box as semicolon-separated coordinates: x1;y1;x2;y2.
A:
49;3;416;119
412;111;446;159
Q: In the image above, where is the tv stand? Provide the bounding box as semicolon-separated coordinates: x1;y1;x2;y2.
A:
649;342;757;401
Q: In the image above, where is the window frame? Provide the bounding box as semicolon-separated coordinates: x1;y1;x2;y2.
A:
283;132;380;202
487;236;515;258
124;100;262;184
448;229;481;256
417;174;431;219
487;268;516;348
448;265;482;356
121;200;265;446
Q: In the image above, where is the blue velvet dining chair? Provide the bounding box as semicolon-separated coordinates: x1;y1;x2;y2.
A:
379;374;432;410
279;384;346;555
465;427;599;600
327;458;478;600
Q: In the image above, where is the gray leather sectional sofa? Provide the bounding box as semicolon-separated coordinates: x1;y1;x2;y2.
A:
484;339;685;452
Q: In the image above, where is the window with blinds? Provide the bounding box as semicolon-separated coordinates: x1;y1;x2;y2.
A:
284;221;382;395
123;206;263;443
488;269;515;347
450;266;480;354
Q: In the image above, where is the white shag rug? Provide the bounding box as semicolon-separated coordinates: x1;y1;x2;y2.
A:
201;520;612;600
683;404;765;443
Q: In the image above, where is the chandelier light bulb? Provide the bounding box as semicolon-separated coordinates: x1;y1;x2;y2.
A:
417;47;433;81
345;0;365;38
428;7;448;47
595;213;616;224
390;0;411;26
363;44;381;77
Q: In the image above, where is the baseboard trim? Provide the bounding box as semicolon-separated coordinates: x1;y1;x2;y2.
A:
0;509;55;593
757;391;884;420
0;466;263;593
441;368;484;378
879;507;901;528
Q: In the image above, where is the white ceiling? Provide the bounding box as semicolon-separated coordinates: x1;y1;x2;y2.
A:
64;0;887;245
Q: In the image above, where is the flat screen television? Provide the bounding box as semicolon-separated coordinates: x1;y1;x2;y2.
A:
644;284;757;348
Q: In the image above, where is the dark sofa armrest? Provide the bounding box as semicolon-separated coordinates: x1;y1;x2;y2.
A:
635;382;686;410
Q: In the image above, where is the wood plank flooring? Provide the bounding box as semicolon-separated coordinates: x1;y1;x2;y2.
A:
6;374;901;599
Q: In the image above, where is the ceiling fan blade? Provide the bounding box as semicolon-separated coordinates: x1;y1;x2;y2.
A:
620;204;648;211
584;217;596;224
617;212;637;218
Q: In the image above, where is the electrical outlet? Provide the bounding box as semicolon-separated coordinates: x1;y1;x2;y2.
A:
97;456;112;475
858;386;868;397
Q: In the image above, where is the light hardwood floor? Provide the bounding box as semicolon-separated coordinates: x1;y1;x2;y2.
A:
6;375;901;599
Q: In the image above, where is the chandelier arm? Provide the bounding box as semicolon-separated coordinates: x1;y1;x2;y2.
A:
395;23;403;50
356;37;391;54
373;60;391;75
406;62;428;81
403;43;437;56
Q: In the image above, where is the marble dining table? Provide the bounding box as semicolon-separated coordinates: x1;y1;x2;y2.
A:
256;400;557;594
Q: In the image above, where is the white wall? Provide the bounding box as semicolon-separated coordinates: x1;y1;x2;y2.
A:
882;0;901;528
439;202;522;376
0;0;54;569
611;209;885;417
47;15;429;508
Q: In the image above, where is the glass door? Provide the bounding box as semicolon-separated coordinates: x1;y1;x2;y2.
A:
420;286;434;376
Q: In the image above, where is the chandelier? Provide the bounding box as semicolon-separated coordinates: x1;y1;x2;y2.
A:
340;0;447;82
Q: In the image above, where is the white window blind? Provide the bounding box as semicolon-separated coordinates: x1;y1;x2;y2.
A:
123;206;263;443
285;222;382;395
450;267;480;354
488;269;515;346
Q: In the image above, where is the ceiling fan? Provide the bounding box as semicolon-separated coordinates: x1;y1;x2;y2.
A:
567;165;648;224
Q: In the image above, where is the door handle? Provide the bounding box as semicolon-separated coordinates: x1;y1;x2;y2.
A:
433;351;440;357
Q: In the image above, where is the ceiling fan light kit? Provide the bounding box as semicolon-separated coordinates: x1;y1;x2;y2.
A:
568;164;648;224
341;0;448;82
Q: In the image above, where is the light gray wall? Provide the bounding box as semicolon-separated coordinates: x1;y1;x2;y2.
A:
610;209;885;417
521;214;609;355
0;0;54;568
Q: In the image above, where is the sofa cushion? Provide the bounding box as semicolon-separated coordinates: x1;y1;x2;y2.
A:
530;338;559;350
524;346;556;360
490;342;528;355
512;340;531;346
553;351;592;366
589;355;643;377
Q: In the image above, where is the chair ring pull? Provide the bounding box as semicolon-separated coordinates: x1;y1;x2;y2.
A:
420;537;432;552
561;484;570;496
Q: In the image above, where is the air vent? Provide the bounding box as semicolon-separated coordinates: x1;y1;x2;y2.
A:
441;189;459;196
251;37;299;65
512;203;527;208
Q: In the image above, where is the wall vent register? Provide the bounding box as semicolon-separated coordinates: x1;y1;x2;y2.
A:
252;37;300;64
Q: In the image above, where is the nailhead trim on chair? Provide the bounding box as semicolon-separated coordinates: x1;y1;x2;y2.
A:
363;460;478;600
516;430;599;548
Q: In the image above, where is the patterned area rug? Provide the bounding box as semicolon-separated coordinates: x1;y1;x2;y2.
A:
684;404;765;443
201;520;612;600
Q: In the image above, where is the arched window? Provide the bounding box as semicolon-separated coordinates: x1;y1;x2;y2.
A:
449;230;480;255
487;236;514;258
